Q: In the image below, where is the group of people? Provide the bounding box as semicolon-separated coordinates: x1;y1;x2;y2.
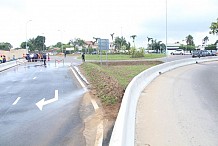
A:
25;53;48;65
0;55;6;63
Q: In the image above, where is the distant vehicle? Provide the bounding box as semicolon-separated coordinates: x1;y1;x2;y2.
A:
171;49;184;55
91;51;97;54
192;50;207;58
208;50;217;56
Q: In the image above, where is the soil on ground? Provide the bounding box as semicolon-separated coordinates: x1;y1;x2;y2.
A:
79;60;162;145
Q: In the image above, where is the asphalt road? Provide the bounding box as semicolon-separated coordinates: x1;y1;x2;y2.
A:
0;61;86;146
136;61;218;146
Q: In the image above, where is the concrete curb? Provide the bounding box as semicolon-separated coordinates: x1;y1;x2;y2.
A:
0;59;26;72
109;57;218;146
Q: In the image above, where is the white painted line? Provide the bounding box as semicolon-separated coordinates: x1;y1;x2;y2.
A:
33;77;37;80
12;97;21;105
91;98;99;110
70;67;86;88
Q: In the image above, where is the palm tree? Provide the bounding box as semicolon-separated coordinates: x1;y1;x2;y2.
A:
209;18;218;35
203;36;209;46
110;33;115;41
130;35;137;47
186;35;194;46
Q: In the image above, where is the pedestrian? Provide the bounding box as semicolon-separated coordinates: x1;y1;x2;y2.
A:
43;53;47;65
82;53;85;62
64;51;67;58
0;55;2;63
2;55;6;63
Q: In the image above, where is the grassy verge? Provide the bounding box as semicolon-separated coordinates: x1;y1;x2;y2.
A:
80;61;162;105
78;53;165;60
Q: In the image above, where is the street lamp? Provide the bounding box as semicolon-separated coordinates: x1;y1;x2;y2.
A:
42;33;44;52
26;20;32;54
58;30;63;53
165;0;168;57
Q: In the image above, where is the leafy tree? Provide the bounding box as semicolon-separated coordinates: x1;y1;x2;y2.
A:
0;42;13;51
35;35;46;51
114;36;128;52
69;38;86;51
186;35;195;46
209;18;218;35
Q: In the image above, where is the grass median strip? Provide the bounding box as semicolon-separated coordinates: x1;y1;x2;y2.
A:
80;61;162;105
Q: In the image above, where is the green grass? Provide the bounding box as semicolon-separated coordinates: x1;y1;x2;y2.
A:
80;61;162;105
78;53;165;60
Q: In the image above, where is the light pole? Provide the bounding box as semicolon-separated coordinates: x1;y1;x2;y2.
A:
165;0;168;57
42;33;44;52
58;30;63;53
26;20;32;54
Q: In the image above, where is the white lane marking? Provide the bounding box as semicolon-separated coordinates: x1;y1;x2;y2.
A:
12;97;21;105
91;98;99;110
70;67;86;88
36;90;58;111
33;77;37;80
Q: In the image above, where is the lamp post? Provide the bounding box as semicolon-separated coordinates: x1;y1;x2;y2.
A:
42;33;44;52
165;0;168;57
58;30;64;53
26;20;32;54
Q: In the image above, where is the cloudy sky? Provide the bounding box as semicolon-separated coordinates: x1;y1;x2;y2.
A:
0;0;217;48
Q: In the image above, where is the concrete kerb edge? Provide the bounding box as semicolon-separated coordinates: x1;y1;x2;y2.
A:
109;57;218;146
0;59;25;72
71;65;104;146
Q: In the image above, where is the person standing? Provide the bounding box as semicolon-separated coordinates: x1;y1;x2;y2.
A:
2;55;6;63
82;53;85;62
43;53;47;65
64;51;67;58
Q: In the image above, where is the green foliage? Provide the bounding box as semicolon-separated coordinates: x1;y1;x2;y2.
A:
209;18;218;35
186;35;195;46
20;35;46;52
69;38;86;51
205;44;216;50
0;42;13;50
130;48;144;58
114;36;130;52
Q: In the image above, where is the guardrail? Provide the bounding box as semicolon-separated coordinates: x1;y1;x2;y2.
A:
109;57;218;146
0;59;26;72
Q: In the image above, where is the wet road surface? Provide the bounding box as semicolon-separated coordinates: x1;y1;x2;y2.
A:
0;61;86;146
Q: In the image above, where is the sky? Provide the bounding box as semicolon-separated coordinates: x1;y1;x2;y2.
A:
0;0;217;48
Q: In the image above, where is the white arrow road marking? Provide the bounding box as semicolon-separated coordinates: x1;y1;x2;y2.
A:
36;90;58;111
13;97;21;105
33;77;37;80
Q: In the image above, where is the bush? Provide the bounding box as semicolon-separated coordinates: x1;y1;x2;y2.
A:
130;48;144;58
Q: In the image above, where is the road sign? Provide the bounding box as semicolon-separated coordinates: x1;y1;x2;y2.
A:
98;39;109;50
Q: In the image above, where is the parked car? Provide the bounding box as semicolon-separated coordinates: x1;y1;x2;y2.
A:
171;49;184;55
192;50;207;58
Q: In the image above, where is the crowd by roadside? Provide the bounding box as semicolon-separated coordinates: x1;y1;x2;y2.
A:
0;55;6;64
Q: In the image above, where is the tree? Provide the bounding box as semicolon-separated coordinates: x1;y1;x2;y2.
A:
209;18;218;35
130;35;137;47
114;36;128;52
203;36;209;46
0;42;13;51
34;35;46;51
186;35;194;46
69;38;86;52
